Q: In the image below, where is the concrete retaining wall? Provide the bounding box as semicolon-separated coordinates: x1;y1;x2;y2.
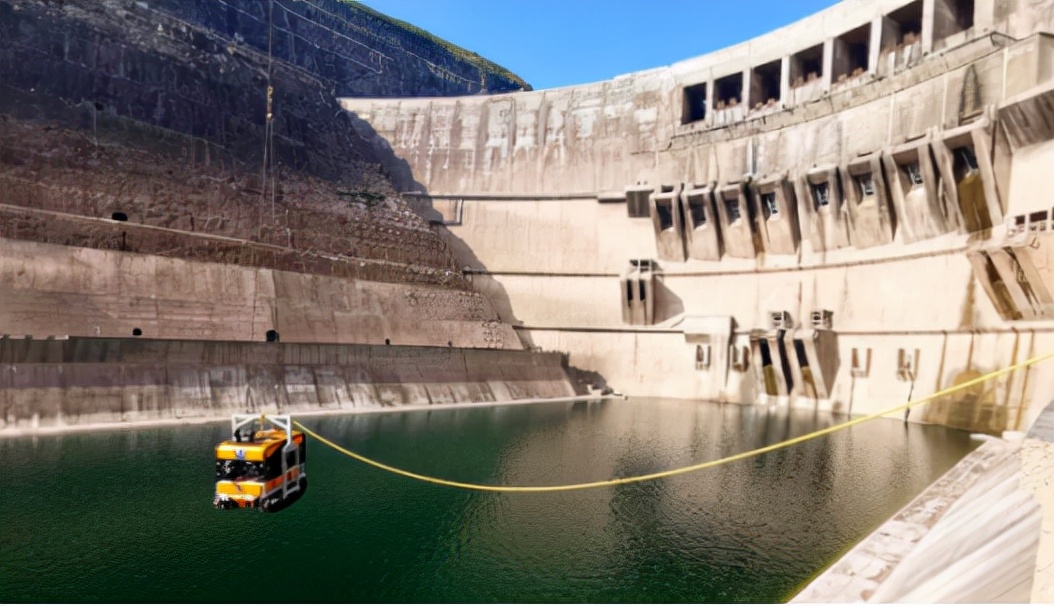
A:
0;336;575;434
0;238;520;350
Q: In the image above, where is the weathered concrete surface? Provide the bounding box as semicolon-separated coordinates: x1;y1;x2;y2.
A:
0;238;519;349
0;336;574;434
1023;400;1054;604
343;4;1054;198
792;435;1043;603
342;0;1054;434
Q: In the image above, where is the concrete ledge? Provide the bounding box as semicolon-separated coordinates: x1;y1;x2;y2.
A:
792;436;1043;603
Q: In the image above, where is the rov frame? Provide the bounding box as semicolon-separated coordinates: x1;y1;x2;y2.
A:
215;414;307;512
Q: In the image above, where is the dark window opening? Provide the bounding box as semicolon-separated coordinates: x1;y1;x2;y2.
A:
952;146;979;179
775;332;795;393
695;344;711;370
682;82;707;124
751;60;782;109
856;173;876;197
656;202;674;231
757;339;773;367
810;181;831;209
833;24;871;82
265;329;279;342
132;328;142;336
902;161;924;186
760;192;779;218
384;338;391;345
934;0;974;41
688;200;707;228
790;44;824;87
625;281;634;302
111;212;128;221
638;281;647;302
725;196;742;222
626;189;651;218
793;339;809;368
714;73;743;109
1029;210;1050;228
887;1;923;48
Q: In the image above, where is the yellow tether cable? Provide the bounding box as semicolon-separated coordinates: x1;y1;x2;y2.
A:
293;351;1053;493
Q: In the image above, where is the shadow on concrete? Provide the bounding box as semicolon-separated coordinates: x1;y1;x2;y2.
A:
345;111;535;350
652;275;685;324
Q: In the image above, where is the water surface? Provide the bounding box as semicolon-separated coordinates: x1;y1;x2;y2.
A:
0;398;976;602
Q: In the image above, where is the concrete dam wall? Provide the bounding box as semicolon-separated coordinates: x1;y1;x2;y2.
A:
0;238;519;349
0;335;574;434
343;0;1054;435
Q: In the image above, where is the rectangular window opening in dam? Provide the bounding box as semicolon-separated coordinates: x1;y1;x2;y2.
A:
758;338;774;367
953;146;979;179
695;344;712;370
626;189;651;218
751;60;782;108
725;196;742;222
793;338;809;370
777;336;795;393
761;191;780;218
903;161;924;186
657;202;674;231
682;82;707;124
811;181;831;209
934;0;975;42
689;197;708;228
834;24;871;82
791;44;824;87
1029;210;1050;229
714;73;743;109
887;1;924;49
856;173;876;197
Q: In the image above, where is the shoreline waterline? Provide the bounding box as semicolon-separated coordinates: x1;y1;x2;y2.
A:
0;394;629;438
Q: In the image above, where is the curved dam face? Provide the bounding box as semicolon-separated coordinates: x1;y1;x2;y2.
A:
343;0;1054;435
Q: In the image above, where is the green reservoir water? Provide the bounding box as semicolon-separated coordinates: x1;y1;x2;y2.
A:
1;399;975;603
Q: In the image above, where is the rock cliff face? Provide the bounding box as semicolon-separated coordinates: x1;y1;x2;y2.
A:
0;0;527;184
0;0;529;280
0;0;532;348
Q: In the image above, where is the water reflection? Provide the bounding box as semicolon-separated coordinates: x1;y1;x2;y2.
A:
0;398;975;603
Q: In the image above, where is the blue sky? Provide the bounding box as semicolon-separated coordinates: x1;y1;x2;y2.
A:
358;0;839;90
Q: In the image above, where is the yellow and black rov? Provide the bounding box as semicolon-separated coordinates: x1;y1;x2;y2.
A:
213;414;307;512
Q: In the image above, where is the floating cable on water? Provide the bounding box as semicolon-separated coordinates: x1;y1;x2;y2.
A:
294;351;1054;493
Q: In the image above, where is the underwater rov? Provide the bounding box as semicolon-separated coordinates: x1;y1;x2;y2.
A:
213;414;307;512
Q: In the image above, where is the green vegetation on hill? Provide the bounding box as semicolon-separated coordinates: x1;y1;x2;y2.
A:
339;0;531;91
